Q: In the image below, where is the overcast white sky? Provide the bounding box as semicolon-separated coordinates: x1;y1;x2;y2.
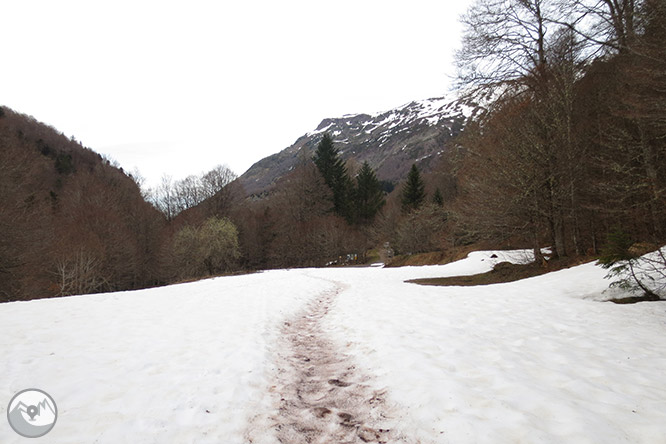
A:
2;0;472;188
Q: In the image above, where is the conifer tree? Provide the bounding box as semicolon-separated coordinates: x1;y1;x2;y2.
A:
353;161;385;224
401;164;426;213
312;133;351;218
432;187;444;207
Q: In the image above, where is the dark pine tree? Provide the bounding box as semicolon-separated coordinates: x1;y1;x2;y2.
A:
432;187;444;207
313;133;352;219
353;161;385;224
401;164;426;213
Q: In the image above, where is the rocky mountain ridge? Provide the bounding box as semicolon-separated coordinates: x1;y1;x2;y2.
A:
239;96;468;196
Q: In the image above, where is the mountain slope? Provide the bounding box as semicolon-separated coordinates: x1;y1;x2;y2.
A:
0;106;165;301
239;96;467;196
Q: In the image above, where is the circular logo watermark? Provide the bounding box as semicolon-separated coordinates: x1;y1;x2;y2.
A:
7;389;57;438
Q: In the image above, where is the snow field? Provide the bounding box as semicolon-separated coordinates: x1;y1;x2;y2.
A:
0;271;335;443
312;255;666;443
1;250;665;443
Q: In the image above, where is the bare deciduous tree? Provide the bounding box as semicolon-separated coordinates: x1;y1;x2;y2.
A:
457;0;570;96
147;165;237;219
52;250;110;296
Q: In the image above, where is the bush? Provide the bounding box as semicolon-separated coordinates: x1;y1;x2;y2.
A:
173;217;240;279
393;204;447;254
598;230;665;299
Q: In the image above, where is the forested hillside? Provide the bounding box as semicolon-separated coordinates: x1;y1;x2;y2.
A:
0;108;166;302
451;0;666;262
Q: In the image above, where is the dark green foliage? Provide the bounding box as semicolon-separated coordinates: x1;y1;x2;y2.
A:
597;229;665;299
55;153;74;175
313;133;352;218
379;180;395;194
598;229;636;267
313;133;345;186
597;229;638;292
401;164;426;213
433;188;444;207
352;161;385;224
37;139;52;156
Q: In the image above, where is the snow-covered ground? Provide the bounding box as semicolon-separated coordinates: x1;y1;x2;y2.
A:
1;251;665;443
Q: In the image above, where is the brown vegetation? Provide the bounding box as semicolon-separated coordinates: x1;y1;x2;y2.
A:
2;1;664;302
449;0;666;263
408;258;588;287
0;108;166;301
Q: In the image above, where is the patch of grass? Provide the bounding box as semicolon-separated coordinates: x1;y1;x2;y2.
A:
387;251;451;267
364;249;381;264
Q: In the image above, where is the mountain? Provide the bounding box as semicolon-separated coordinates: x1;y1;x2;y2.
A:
239;96;468;196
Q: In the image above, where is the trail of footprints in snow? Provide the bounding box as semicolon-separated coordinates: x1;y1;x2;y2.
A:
263;283;414;444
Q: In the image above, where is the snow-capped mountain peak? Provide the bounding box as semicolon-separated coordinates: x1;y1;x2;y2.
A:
240;96;467;195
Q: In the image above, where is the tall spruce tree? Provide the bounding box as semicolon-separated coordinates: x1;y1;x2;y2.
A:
401;164;426;213
313;133;351;219
353;161;385;224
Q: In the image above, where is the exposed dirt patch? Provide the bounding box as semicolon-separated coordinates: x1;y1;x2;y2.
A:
408;258;591;287
609;294;663;304
247;283;415;443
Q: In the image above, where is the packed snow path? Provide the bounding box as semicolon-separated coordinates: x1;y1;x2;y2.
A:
248;281;410;443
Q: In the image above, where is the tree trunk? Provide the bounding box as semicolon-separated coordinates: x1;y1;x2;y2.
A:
638;123;662;238
533;230;546;267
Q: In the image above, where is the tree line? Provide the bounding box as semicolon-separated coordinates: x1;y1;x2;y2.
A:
450;0;665;265
146;165;237;220
2;0;663;301
176;0;663;277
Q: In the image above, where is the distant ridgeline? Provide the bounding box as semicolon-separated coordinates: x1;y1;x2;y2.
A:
238;97;468;196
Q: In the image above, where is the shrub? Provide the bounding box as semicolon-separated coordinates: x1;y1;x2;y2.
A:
598;229;665;299
173;217;240;279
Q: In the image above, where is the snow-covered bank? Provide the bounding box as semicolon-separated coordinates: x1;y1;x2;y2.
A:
1;251;665;443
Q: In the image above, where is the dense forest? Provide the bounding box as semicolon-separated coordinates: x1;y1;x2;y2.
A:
452;0;666;264
0;108;165;302
1;0;664;302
